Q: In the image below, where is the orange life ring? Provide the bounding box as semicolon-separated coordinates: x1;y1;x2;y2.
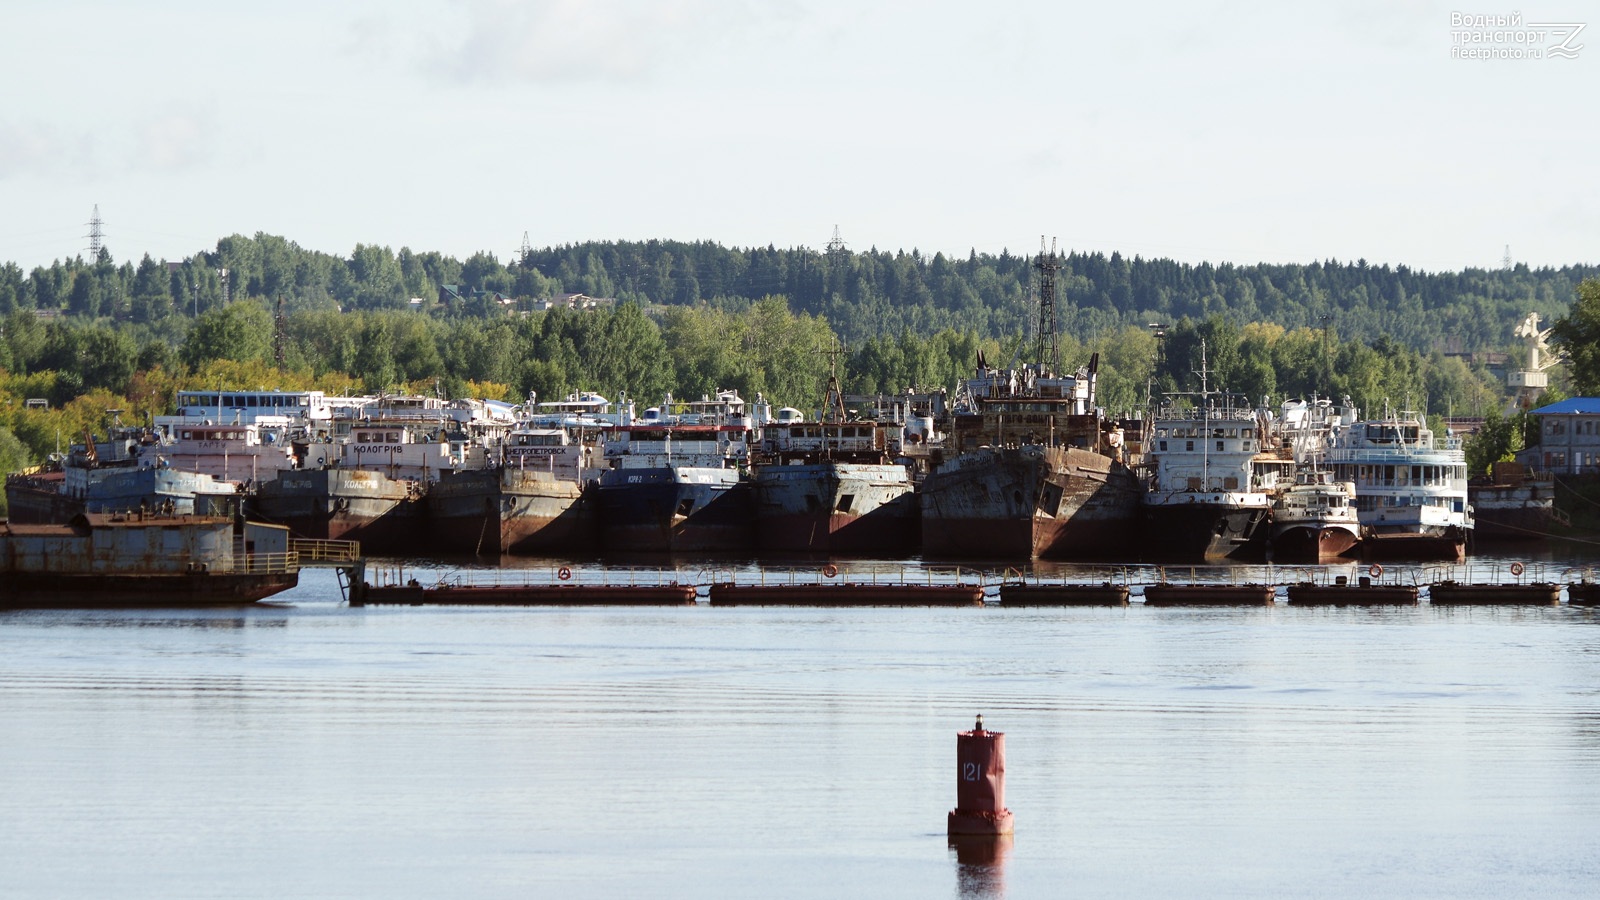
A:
1368;563;1383;579
1510;562;1525;577
822;564;839;578
558;566;572;581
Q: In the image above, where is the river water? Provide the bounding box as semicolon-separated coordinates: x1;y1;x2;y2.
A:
4;548;1600;899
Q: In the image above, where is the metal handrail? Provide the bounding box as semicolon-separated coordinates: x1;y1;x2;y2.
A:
289;539;361;562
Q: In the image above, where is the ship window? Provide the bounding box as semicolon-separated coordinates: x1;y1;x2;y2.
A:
387;432;400;442
1159;441;1168;451
1186;441;1194;451
1242;428;1253;439
836;494;855;513
181;431;192;440
1216;441;1224;452
1242;441;1252;450
1224;476;1239;490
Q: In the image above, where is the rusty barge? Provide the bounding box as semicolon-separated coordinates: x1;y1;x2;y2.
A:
0;513;314;608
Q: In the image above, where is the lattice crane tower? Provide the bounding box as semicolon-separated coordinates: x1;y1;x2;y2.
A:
1509;311;1555;410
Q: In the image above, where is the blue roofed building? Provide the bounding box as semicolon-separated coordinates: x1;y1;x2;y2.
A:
1516;398;1600;474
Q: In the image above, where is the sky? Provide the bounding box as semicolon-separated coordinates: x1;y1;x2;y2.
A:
1;0;1594;275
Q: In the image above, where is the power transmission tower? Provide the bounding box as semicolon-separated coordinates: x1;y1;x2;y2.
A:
1501;244;1513;270
85;205;106;259
1033;236;1061;374
520;231;532;263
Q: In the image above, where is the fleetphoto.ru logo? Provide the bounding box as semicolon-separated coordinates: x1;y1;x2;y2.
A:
1450;11;1586;59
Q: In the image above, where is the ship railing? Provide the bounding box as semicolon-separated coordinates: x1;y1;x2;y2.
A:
234;552;300;574
368;564;688;589
707;564;986;588
1152;406;1257;423
290;539;362;563
1326;446;1453;461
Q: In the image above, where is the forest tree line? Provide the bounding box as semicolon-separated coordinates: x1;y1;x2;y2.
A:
3;233;1596;355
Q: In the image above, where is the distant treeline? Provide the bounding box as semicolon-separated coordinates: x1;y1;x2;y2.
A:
3;234;1595;354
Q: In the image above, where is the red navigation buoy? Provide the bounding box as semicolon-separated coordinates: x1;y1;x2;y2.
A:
947;714;1014;836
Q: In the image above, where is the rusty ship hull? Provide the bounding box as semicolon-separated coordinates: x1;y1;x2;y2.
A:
920;446;1141;560
594;466;754;554
425;467;596;556
249;468;424;555
752;462;918;556
1;514;301;608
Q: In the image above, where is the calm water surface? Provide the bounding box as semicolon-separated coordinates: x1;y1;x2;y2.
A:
4;552;1600;899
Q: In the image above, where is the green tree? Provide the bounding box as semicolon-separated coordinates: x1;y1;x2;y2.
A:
129;254;174;323
1465;407;1518;475
348;245;406;310
352;319;398;391
4;310;46;374
181;302;273;367
1549;279;1600;394
0;426;34;513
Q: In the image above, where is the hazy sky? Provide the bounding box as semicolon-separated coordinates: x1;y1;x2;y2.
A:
2;0;1593;274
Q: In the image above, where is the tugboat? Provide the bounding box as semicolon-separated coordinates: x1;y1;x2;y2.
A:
751;380;918;556
1326;401;1473;561
1269;470;1360;562
1269;397;1361;562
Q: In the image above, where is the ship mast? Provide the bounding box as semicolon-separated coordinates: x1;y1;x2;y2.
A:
818;340;847;425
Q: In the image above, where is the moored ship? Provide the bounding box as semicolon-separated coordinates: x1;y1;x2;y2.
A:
426;393;610;555
4;417;235;524
1142;377;1286;562
751;388;918;556
1327;406;1473;561
1269;470;1361;562
250;395;511;554
1469;462;1558;542
922;242;1142;561
594;391;756;554
0;512;304;607
920;356;1142;560
251;466;423;550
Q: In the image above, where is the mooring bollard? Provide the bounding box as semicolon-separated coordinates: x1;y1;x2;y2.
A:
947;714;1014;836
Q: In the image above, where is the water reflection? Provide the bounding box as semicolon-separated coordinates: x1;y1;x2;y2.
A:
950;834;1013;899
0;610;288;629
